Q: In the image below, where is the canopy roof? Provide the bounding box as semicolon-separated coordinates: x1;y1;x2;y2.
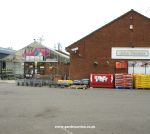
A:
0;47;16;55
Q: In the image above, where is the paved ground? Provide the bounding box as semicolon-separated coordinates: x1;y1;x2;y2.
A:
0;80;16;83
0;83;150;134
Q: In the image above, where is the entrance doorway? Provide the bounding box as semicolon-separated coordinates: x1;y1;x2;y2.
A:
128;61;150;74
24;62;35;78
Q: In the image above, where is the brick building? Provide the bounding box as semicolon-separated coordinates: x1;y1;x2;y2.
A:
66;9;150;80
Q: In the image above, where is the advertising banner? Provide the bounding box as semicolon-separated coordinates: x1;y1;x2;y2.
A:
90;74;114;88
23;48;49;56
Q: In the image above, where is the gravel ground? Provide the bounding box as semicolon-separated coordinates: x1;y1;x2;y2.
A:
0;83;150;134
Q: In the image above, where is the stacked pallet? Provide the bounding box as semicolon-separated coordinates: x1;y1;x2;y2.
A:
115;74;133;89
69;79;89;89
57;80;73;85
115;74;124;88
123;74;133;89
69;85;87;89
134;74;150;89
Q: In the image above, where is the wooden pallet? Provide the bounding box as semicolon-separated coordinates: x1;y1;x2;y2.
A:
69;85;87;89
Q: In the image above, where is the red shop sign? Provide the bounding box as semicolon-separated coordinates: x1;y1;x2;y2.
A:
116;61;127;69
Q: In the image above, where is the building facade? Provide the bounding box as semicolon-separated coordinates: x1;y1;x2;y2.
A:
3;41;69;79
66;10;150;80
0;47;15;79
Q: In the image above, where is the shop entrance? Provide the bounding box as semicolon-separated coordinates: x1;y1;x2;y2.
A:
128;61;150;74
24;62;55;78
24;62;35;78
37;62;46;75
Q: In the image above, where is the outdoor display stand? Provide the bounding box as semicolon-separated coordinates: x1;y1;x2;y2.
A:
90;74;114;88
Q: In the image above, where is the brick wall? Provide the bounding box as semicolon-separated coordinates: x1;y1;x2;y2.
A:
66;10;150;80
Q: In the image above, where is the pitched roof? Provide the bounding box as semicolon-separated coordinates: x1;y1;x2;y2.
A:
66;9;150;51
3;41;69;62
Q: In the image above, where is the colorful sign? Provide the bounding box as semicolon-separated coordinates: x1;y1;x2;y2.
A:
34;48;49;56
90;74;114;88
23;48;49;56
116;61;128;69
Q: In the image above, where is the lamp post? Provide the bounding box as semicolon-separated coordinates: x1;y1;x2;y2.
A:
132;63;135;74
144;63;148;74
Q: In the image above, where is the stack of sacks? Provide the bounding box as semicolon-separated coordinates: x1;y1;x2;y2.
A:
143;75;150;88
123;74;133;89
134;74;143;89
115;74;124;88
134;74;150;89
115;74;133;89
57;80;73;87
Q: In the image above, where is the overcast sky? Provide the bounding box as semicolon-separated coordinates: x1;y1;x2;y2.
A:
0;0;150;51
